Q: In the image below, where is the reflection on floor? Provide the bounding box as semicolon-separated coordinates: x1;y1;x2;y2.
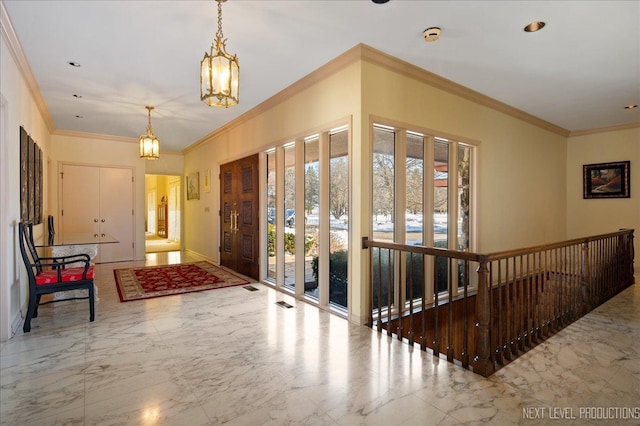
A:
1;251;638;425
145;232;181;253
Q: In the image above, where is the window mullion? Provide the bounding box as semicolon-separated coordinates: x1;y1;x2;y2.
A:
424;135;435;304
295;140;305;296
318;131;330;307
449;141;459;296
275;146;285;288
396;129;407;312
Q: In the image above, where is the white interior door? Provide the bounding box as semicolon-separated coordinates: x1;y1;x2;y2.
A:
61;165;100;235
61;164;134;263
98;167;134;262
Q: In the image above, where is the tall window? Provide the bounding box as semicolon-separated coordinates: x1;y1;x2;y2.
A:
372;126;396;310
304;136;320;299
266;150;276;282
406;132;424;300
264;126;350;312
372;123;474;306
329;129;349;308
283;144;296;289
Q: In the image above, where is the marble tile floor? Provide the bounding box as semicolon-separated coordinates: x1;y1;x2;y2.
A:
1;251;638;425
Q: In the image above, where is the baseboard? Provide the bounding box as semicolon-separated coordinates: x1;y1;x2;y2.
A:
184;249;218;265
9;303;24;338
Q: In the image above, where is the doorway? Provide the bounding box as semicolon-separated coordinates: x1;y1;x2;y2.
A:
145;174;182;253
220;154;260;280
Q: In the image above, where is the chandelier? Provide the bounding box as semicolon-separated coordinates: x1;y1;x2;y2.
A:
139;106;160;160
200;0;239;108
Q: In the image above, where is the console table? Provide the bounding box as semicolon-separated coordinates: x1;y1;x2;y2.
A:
36;233;119;300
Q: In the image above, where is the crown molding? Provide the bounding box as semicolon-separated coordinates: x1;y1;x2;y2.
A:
53;129;182;155
358;44;570;137
53;129;138;143
184;43;571;155
0;1;55;133
183;44;363;154
568;121;640;137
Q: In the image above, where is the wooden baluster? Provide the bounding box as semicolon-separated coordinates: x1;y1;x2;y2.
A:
473;257;493;377
462;259;469;369
420;252;427;351
386;249;393;336
496;260;504;364
407;253;414;345
447;257;454;362
433;255;440;357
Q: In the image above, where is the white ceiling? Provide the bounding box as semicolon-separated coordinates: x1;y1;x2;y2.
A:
3;0;639;152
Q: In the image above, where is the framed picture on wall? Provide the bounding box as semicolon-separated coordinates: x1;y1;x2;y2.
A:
583;161;630;199
187;171;200;200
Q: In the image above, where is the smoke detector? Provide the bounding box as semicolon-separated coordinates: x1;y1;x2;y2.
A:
423;27;441;42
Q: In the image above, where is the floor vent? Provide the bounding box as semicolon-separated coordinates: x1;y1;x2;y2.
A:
275;300;294;309
243;285;259;292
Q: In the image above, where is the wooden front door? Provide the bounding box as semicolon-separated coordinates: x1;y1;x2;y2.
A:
220;154;259;280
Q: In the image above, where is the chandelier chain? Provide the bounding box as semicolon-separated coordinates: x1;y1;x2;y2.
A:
146;106;154;134
216;0;224;41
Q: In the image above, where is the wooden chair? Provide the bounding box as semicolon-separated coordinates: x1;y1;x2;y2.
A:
18;221;95;332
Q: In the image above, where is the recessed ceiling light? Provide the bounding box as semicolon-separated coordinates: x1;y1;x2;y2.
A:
624;104;638;109
73;94;82;99
67;61;81;67
524;21;546;32
423;27;441;42
371;0;389;3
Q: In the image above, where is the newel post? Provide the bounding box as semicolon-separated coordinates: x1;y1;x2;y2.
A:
473;257;493;377
580;241;591;315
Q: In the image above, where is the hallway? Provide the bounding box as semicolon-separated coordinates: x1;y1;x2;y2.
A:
1;251;638;425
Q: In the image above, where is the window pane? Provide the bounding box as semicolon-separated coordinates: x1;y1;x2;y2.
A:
434;140;449;292
372;247;394;312
329;129;349;308
458;144;470;251
305;137;320;299
372;126;395;308
266;151;276;282
406;132;424;300
283;144;296;289
373;127;395;240
457;144;471;289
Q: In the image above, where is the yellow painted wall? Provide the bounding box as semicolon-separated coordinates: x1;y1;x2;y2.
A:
183;61;362;263
1;31;52;339
361;60;568;253
567;127;640;270
184;50;572;324
145;151;184;176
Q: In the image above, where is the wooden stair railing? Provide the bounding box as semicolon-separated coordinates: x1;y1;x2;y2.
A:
363;229;635;377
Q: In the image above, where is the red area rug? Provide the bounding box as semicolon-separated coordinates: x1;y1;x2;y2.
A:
114;261;250;302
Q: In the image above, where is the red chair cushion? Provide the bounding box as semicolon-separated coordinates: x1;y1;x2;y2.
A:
35;266;95;285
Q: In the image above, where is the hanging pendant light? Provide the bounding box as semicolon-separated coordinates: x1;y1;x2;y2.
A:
139;106;160;160
200;0;239;108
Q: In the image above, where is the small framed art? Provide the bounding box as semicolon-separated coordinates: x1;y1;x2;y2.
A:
583;161;630;199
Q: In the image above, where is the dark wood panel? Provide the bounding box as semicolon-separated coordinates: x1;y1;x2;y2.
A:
220;154;259;279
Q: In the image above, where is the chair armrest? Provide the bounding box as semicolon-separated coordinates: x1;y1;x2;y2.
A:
37;258;91;270
38;253;91;263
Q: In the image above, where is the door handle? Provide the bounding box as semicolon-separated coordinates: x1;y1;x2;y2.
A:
94;234;99;238
94;219;99;223
101;233;106;238
231;210;239;232
101;219;106;223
